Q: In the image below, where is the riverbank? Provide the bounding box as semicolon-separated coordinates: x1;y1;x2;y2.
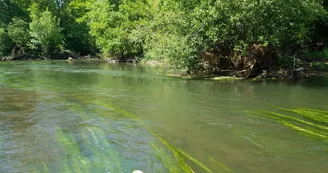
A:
165;70;327;81
0;49;100;61
2;56;327;80
139;59;328;80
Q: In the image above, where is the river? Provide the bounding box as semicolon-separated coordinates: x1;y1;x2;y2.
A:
1;60;328;173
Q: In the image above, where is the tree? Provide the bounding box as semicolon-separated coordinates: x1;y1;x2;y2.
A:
0;0;11;27
131;0;200;69
0;28;12;56
1;0;328;70
191;0;326;52
86;0;149;58
61;0;96;55
29;10;64;56
7;17;29;55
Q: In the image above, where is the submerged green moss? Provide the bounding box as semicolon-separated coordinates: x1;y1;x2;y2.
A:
56;129;81;157
58;96;230;173
93;101;216;173
56;128;92;173
89;127;123;173
55;127;125;173
42;163;49;173
277;107;328;124
247;107;328;142
92;100;141;121
152;142;194;173
209;157;234;173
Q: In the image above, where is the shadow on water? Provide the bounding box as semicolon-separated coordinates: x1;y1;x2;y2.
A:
299;76;328;87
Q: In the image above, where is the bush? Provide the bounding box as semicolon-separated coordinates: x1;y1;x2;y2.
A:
144;33;199;70
278;56;295;68
0;28;12;56
192;0;326;51
305;48;328;61
311;62;328;71
7;18;29;54
87;0;144;59
29;10;64;56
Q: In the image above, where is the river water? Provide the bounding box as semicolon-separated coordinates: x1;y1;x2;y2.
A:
0;60;327;173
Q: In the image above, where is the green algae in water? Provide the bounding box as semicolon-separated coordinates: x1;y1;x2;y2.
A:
86;127;123;173
276;107;328;125
152;143;195;173
56;129;82;157
67;103;90;120
247;107;328;142
209;157;234;173
263;111;328;132
242;136;270;156
92;100;142;121
151;131;213;173
42;163;49;173
300;108;328;116
92;101;217;173
62;96;232;173
248;112;328;140
251;110;328;137
56;129;91;172
152;136;195;173
58;98;124;172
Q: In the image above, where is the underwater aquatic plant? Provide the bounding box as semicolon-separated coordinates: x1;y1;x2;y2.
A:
247;107;328;142
37;96;233;173
93;101;215;173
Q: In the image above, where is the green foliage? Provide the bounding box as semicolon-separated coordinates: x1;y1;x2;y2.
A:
311;62;328;70
7;18;29;53
278;56;295;68
305;48;328;61
144;33;199;70
0;0;30;27
64;21;95;55
0;28;12;56
192;0;326;52
29;10;64;56
1;0;328;71
132;0;200;69
86;0;145;58
131;0;327;70
0;0;11;27
60;0;96;55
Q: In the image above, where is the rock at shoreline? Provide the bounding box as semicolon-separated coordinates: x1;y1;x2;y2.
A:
67;57;73;61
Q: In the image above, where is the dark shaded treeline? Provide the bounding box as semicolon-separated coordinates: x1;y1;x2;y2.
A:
1;0;328;78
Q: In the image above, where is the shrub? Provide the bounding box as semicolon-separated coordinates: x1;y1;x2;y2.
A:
0;28;12;56
29;10;64;56
311;62;328;71
7;18;29;54
278;56;295;68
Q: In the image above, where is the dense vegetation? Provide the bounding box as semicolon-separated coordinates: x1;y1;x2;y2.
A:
1;0;328;78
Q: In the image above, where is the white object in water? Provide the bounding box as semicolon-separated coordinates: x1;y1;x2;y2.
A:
132;170;143;173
